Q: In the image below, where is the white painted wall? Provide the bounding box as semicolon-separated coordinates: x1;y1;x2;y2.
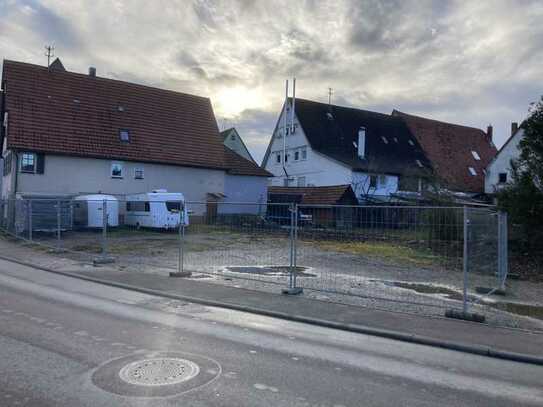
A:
15;154;225;202
485;129;523;194
263;101;399;199
222;174;267;214
263;102;352;187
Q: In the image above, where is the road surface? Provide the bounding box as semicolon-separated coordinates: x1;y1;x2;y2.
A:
0;258;541;406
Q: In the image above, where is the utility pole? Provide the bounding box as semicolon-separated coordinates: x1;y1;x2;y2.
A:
328;87;333;105
45;45;55;68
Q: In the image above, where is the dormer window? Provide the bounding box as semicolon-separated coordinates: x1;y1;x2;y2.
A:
468;167;477;176
471;151;481;160
119;129;130;142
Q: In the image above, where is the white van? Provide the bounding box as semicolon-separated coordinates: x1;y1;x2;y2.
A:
124;190;189;229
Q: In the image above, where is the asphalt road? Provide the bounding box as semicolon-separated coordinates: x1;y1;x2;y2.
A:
0;258;541;406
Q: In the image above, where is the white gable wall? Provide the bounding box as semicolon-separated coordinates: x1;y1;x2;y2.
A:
485;129;523;194
263;102;400;199
263;102;352;187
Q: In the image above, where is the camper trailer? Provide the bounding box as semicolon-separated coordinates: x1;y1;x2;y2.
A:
73;195;119;228
124;190;189;229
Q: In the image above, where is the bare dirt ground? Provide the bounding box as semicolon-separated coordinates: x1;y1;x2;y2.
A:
2;227;543;332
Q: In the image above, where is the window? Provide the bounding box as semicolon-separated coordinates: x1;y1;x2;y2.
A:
285;153;289;163
498;173;507;183
378;174;387;187
369;175;378;188
119;129;130;142
111;162;123;178
381;136;389;144
283;178;289;187
468;167;477;176
134;168;144;180
3;152;12;176
127;201;148;212
275;153;281;164
166;201;182;212
20;153;36;173
294;150;300;161
471;151;481;160
415;159;423;168
297;176;306;187
393;137;399;143
230;134;236;141
408;139;415;146
301;147;307;160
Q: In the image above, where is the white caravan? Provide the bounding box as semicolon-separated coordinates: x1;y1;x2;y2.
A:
124;190;189;229
74;194;119;228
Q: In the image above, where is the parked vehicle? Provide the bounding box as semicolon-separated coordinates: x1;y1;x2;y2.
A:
73;194;119;228
124;190;189;229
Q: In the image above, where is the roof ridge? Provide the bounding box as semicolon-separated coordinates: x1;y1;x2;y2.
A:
2;59;210;102
394;110;486;133
292;97;392;118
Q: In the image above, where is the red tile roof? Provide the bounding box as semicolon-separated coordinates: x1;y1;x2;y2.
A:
2;59;228;170
393;111;497;193
268;185;357;205
224;147;271;177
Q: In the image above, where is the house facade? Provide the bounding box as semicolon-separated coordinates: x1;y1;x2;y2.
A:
485;123;523;194
0;59;270;219
262;98;431;202
221;127;256;163
392;110;497;194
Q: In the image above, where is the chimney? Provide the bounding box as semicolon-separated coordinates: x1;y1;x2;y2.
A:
511;122;518;136
486;124;493;141
88;67;96;77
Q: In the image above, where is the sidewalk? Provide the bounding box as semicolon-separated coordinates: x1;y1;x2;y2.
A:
2;252;542;365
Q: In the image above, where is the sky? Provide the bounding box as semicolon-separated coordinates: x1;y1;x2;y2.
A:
1;0;542;164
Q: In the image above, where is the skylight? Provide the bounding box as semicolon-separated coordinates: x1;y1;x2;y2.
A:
468;167;477;176
471;151;481;160
416;159;423;168
393;137;398;143
381;136;389;144
408;139;415;146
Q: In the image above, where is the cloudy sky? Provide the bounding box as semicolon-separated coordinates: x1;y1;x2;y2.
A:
1;0;542;163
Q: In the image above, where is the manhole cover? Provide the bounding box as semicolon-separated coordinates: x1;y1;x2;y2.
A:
92;351;221;397
119;358;200;386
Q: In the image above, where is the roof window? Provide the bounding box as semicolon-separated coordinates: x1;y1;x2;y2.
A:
393;137;398;143
326;112;334;120
468;167;477;176
471;151;481;160
415;159;423;168
119;129;130;142
381;136;389;144
408;139;415;146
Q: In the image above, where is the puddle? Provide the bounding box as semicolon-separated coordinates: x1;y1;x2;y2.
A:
224;266;316;278
382;280;543;320
491;302;543;320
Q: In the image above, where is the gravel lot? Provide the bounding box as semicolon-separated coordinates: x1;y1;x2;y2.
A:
3;227;543;332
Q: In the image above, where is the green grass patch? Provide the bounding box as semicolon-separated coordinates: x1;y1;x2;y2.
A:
314;240;441;267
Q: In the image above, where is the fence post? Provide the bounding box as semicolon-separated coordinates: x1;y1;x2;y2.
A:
56;199;62;248
282;202;303;295
170;205;190;277
498;211;508;291
28;199;33;242
102;199;108;258
462;206;469;314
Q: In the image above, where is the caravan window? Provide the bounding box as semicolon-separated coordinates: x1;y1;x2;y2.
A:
166;201;182;212
127;201;149;212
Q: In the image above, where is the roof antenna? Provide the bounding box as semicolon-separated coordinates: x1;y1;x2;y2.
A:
45;45;55;68
328;87;333;105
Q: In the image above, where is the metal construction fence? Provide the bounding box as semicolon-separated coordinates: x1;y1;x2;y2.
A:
0;197;516;326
